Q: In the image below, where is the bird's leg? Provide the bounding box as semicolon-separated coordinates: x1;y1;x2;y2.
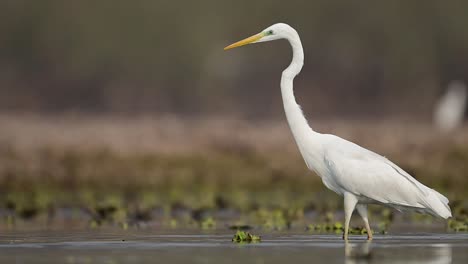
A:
356;204;373;240
343;193;358;241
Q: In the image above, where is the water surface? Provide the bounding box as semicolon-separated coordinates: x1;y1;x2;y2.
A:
0;230;467;263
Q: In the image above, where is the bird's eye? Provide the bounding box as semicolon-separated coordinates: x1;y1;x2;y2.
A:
267;30;274;35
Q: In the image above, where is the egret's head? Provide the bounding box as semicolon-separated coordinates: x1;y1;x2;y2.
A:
224;23;293;50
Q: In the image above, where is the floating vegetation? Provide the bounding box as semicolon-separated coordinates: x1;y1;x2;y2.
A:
348;226;369;235
85;195;128;227
307;222;387;236
229;224;252;230
255;209;290;230
4;191;53;220
232;230;261;243
447;219;468;232
200;217;216;229
307;222;344;233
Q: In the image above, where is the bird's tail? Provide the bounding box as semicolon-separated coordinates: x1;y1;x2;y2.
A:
424;188;452;219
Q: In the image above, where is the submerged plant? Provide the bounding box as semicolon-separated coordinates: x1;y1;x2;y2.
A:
232;230;261;243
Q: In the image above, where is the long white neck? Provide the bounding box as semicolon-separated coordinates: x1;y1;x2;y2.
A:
281;29;318;151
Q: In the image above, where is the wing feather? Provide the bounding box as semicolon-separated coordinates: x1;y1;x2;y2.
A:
323;135;429;209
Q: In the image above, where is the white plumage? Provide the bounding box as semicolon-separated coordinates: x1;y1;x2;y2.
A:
225;23;451;240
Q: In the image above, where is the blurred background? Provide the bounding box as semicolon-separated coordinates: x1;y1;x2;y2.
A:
0;1;467;230
1;0;468;117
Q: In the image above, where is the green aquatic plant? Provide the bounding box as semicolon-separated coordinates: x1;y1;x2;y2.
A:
232;230;261;243
4;191;53;220
307;221;344;233
333;222;343;230
86;195;128;227
200;217;216;229
377;221;389;234
348;226;368;235
448;219;468;232
307;222;385;236
254;208;290;230
229;224;252;230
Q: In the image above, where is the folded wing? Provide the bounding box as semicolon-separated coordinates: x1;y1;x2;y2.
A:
323;135;451;218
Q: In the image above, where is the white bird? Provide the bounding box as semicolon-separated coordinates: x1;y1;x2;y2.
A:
433;80;467;132
224;23;452;240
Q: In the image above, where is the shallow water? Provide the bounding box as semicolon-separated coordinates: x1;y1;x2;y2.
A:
0;230;467;263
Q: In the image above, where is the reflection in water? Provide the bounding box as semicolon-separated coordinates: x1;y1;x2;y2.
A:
345;240;372;264
345;240;452;264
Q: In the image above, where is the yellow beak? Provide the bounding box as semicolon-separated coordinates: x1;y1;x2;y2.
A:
224;33;265;50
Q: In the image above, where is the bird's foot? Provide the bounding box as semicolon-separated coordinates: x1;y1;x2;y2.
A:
342;232;348;241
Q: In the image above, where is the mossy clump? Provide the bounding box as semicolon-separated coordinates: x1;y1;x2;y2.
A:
232;230;261;243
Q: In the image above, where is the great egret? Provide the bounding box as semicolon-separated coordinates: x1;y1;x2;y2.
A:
224;23;451;240
433;80;467;132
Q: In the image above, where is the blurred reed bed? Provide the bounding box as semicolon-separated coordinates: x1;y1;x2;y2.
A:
0;114;467;230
